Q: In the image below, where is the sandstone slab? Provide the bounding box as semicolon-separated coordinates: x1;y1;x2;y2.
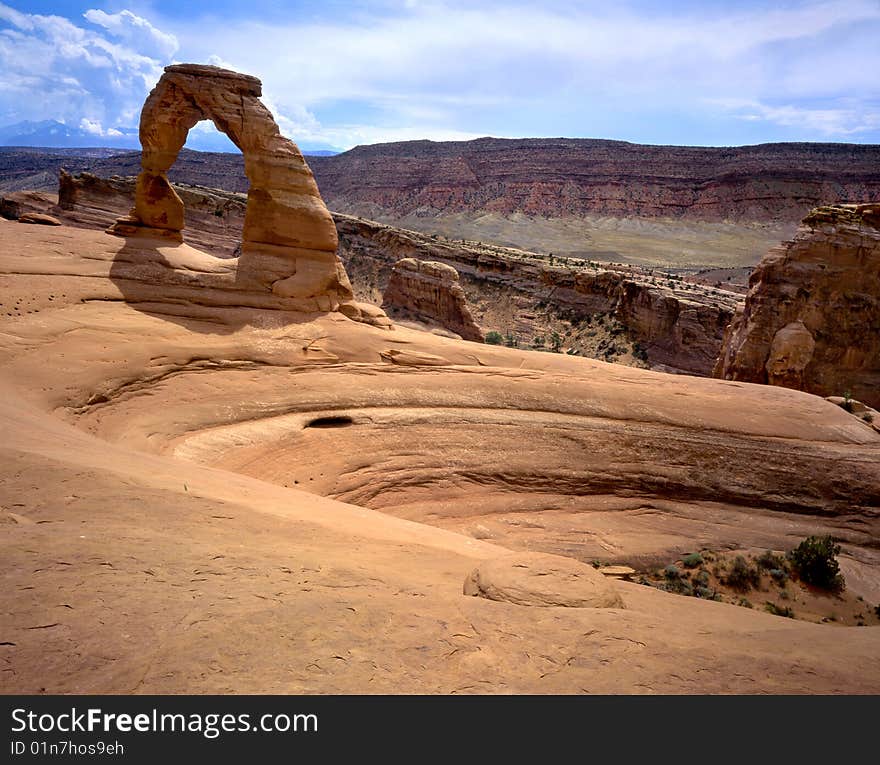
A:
463;552;625;608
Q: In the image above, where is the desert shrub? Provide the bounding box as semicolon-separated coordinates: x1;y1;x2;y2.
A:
725;555;760;592
863;412;874;424
632;342;649;362
756;550;787;571
737;597;753;609
664;579;693;596
693;570;710;587
682;552;703;569
769;568;788;585
788;535;845;592
664;564;681;580
694;585;717;600
765;602;795;618
485;331;504;346
874;604;880;619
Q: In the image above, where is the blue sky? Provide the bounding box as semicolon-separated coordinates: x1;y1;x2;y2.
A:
1;0;879;151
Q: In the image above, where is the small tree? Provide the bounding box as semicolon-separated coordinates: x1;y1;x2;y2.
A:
485;330;504;346
550;331;563;353
789;536;845;591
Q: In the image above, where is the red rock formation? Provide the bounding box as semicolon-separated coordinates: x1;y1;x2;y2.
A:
714;203;880;407
108;63;359;313
5;138;879;225
382;258;483;342
338;214;740;374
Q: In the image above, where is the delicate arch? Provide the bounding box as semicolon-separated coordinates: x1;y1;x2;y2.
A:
112;64;352;304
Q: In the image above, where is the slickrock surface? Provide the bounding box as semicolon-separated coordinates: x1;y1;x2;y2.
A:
714;203;880;408
382;258;483;342
463;553;624;608
0;220;879;693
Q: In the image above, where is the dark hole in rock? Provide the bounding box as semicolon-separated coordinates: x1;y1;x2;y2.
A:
304;415;354;429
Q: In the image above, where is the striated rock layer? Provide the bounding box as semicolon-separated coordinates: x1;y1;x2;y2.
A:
338;214;739;374
309;138;880;223
714;203;880;408
382;258;483;342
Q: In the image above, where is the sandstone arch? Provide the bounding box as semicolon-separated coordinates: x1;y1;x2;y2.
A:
111;64;358;310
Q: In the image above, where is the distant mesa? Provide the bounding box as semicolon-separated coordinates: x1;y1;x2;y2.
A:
714;203;880;409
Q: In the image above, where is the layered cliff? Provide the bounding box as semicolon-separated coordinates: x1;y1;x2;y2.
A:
714;203;880;408
4;138;879;224
310;138;880;223
336;213;740;373
382;258;483;342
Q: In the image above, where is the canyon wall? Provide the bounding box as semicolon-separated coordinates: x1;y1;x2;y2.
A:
310;138;880;223
5;171;740;374
382;258;483;342
714;203;880;408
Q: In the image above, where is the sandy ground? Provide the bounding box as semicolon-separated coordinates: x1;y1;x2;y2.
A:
1;219;878;694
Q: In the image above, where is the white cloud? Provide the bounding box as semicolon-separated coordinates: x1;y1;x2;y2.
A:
168;0;880;146
714;98;880;136
1;1;878;148
78;117;124;137
0;2;175;130
83;9;178;59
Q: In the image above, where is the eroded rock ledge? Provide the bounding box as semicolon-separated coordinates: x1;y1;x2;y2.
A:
382;258;483;342
714;203;880;408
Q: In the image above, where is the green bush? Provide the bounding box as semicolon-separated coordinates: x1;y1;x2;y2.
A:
485;331;504;346
765;602;795;618
664;564;681;580
769;568;788;585
756;550;787;571
682;552;703;569
788;535;845;592
725;555;760;592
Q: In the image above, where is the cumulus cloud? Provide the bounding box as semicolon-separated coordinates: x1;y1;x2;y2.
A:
714;98;880;137
0;2;176;131
78;117;124;138
83;9;178;59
